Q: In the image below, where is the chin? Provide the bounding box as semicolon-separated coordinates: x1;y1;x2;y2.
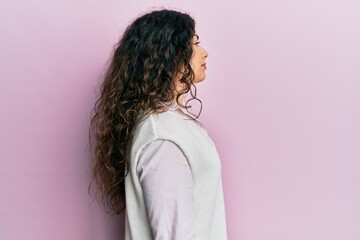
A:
193;73;206;83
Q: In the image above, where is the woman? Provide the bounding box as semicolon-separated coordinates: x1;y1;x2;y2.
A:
89;8;227;240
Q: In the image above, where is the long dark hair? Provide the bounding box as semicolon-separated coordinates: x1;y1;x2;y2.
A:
88;8;202;215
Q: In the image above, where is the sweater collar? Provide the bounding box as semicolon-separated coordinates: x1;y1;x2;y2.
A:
163;100;192;118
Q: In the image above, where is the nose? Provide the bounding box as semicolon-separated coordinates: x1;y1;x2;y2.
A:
203;48;208;58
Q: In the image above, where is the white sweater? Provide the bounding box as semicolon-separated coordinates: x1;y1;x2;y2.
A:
124;108;228;240
137;139;196;239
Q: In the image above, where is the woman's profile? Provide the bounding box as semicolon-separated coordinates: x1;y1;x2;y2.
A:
89;8;228;240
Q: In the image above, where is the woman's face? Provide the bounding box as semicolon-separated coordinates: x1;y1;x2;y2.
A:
190;32;208;83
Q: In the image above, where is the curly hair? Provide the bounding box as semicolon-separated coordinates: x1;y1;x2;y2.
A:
88;8;203;215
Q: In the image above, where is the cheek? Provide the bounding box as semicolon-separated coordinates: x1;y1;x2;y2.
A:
192;47;200;59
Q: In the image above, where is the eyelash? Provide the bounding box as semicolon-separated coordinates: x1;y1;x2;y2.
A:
195;41;201;45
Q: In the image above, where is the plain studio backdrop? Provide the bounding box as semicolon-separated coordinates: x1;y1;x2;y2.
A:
0;0;359;239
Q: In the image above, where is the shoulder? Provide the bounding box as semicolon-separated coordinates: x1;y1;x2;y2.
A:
136;110;192;136
131;110;194;153
137;139;187;170
131;108;207;151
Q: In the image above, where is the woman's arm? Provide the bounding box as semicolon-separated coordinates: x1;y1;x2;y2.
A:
136;139;196;240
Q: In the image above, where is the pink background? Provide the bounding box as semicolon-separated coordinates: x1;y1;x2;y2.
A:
1;0;359;239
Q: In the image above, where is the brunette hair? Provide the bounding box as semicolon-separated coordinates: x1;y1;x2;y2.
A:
88;8;202;215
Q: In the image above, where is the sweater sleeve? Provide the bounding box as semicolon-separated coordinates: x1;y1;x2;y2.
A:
136;139;196;240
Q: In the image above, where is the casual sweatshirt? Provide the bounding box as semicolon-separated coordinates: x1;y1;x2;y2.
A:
137;139;196;239
124;102;228;240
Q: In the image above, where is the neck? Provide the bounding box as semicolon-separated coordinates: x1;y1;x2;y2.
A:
175;94;185;105
174;76;186;106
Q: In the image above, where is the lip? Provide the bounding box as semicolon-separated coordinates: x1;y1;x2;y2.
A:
202;63;207;69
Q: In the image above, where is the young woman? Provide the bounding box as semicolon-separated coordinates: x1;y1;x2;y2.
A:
89;8;227;240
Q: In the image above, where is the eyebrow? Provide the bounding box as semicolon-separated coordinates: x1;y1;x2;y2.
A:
194;34;199;41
